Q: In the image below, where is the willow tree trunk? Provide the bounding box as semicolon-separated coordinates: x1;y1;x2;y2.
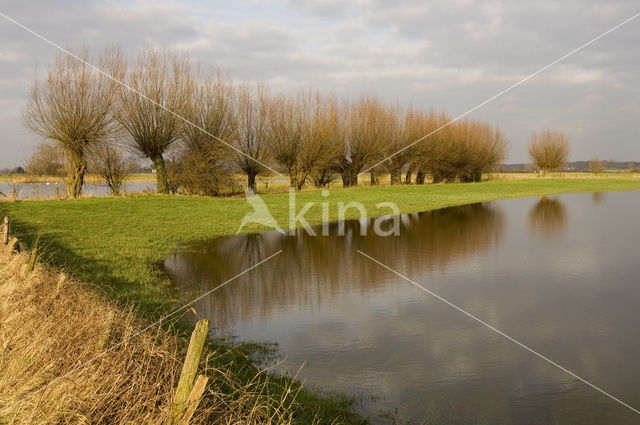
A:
296;171;308;191
152;154;169;194
341;169;358;187
341;171;350;187
107;181;121;196
540;168;548;178
405;169;412;184
288;164;298;189
389;168;402;185
416;170;425;185
247;171;257;193
67;160;87;198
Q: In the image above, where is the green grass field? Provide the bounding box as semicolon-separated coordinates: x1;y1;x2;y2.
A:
2;177;640;423
2;177;640;309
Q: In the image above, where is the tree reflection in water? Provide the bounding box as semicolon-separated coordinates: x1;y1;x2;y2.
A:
165;202;505;329
528;196;567;239
592;192;606;204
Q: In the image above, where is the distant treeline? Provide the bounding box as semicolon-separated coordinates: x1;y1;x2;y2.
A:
502;161;640;172
0;167;26;175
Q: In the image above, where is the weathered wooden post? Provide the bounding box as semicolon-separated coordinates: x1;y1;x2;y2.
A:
97;310;115;350
177;374;209;425
7;237;17;253
169;319;209;425
53;273;67;299
24;246;37;277
2;217;8;245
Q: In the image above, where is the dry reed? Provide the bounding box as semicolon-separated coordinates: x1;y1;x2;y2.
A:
0;241;297;424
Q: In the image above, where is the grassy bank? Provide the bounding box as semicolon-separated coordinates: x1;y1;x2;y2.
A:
0;243;304;424
1;177;640;422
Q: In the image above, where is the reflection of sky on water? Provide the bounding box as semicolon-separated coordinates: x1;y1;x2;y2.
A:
166;192;640;424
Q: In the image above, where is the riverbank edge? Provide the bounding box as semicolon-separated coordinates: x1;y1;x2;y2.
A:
0;237;367;424
0;240;313;424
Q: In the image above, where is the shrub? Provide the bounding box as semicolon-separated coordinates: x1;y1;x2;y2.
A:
527;130;570;177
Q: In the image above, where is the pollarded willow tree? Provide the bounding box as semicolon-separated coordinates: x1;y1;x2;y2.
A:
589;158;603;175
367;102;401;186
527;129;570;177
301;93;343;189
269;91;342;190
383;106;417;185
178;70;237;195
453;120;508;182
23;48;123;198
400;110;448;184
231;83;272;192
88;140;133;196
337;97;387;187
118;49;192;194
268;92;306;188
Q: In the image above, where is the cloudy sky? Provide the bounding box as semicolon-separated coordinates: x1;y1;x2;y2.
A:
1;0;639;168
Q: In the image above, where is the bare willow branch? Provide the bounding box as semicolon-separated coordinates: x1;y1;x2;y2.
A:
23;47;123;197
118;49;192;194
231;83;272;192
337;97;387;187
176;69;236;195
88;140;134;195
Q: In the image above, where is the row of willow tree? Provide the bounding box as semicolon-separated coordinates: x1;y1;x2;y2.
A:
24;47;509;198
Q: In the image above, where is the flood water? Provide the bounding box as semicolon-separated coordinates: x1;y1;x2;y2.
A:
0;181;156;199
165;191;640;424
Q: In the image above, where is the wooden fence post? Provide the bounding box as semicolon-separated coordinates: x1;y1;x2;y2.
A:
24;246;37;277
7;237;17;253
177;375;209;425
169;319;209;425
2;217;8;245
53;273;67;299
97;310;115;350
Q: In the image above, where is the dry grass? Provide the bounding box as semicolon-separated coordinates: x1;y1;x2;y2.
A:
0;241;298;425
